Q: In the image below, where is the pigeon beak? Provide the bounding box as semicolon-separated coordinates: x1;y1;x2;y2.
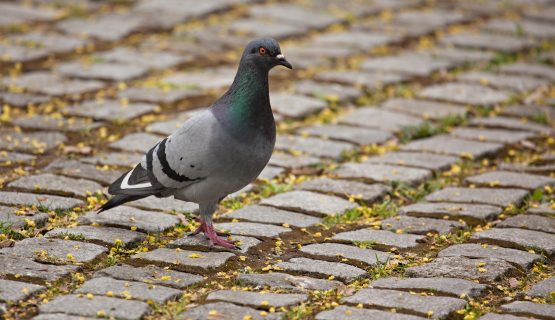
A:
276;54;293;69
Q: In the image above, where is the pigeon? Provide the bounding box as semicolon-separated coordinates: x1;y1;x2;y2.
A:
98;38;292;249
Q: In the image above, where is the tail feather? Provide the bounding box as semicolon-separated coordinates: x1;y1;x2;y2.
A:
97;194;147;214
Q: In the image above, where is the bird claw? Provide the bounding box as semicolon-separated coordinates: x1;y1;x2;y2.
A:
190;219;240;250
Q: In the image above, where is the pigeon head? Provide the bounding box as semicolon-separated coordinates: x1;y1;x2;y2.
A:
241;38;293;70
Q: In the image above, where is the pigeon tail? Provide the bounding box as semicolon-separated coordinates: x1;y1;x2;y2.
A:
97;194;146;214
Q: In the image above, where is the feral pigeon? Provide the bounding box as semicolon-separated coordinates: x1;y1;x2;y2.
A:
99;38;292;249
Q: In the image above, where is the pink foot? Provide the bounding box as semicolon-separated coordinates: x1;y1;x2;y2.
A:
189;219;239;250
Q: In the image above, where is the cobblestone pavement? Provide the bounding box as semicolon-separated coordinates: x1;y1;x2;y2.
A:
1;0;555;319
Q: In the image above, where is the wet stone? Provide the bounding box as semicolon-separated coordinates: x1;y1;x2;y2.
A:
298;124;393;146
96;47;190;70
525;276;555;298
2;237;107;264
499;62;555;82
260;190;358;217
131;248;234;272
425;187;529;207
0;252;80;284
336;163;432;185
405;256;516;283
0;151;35;165
45;159;124;185
39;294;149;320
449;128;536;144
0;279;45;303
381;216;464;235
225;205;321;228
0;131;66;154
81;152;143;168
109;133;161;153
466;171;555;190
76;277;182;304
275;134;355;159
365;152;460;172
294;80;362;103
471;228;555;256
162;67;235;91
469;116;554;135
56;61;149;82
483;19;555;39
169;234;260;254
361;52;452;77
301;243;391;266
270;93;327;119
8;173;103;198
0;92;49;109
94;264;203;290
457;71;549;93
3;72;105;97
0;191;83;210
332;228;425;250
315;71;407;90
237;272;342;293
438;243;541;269
399;202;501;225
11;115;102;132
177;302;282;320
419;83;510;106
213;222;291;239
64;100;158;122
56;13;147;42
381;98;467;120
439;33;536;52
372;277;488;298
316;306;428;320
0;205;48;230
339;107;425;132
295;178;391;204
128;196;197;214
46;226;146;248
342;288;466;319
274;257;367;282
268;152;320;169
79;206;179;233
117;87;199;105
207;290;308;309
499;301;555;319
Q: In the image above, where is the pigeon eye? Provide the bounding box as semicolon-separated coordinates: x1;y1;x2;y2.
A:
259;47;267;55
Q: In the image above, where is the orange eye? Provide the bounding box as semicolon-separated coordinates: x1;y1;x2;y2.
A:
259;47;267;55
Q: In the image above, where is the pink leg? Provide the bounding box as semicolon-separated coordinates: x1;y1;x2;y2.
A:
189;218;239;250
189;218;230;237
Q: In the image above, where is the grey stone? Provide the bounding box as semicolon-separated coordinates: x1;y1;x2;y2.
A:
270;93;327;119
2;72;105;97
312;32;396;51
94;264;203;289
169;234;260;254
294;80;362;103
471;228;555;256
275;134;355;159
336;163;432;186
258;165;284;181
0;205;48;230
268;152;320;169
525;276;555;298
131;248;234;272
76;277;182;304
81;152;143;168
225;205;320;228
365;152;460;171
500;301;555;319
177;302;282;320
0;252;80;284
79;206;179;233
450;128;536;144
64;100;158;122
425;187;529;207
162;67;235;91
274;257;367;282
0;191;83;210
382;216;464;235
527;203;555;216
438;243;541;269
316;306;428;320
56;61;149;82
0;3;59;26
237;272;342;292
260;190;358;217
361;52;452;77
213;222;291;239
0;92;49;108
393;9;469;28
401;135;504;158
0;131;66;154
332;228;426;250
457;71;549;92
524;6;555;23
128;196;197;213
439;33;536;52
466;171;555;191
32;314;96;320
229;18;308;39
206;290;307;308
315;71;407;90
2;32;88;62
405;256;516;282
11;115;103;132
118;87;199;105
250;4;341;29
381;98;467;120
8;173;102;198
469;116;554;135
0;279;45;302
56;13;147;42
419;83;510;106
342;288;466;319
298;124;393;146
478;314;538;320
97;47;190;70
39;294;149;320
427;47;495;64
109;133;162;153
372;277;488;298
399;202;502;225
501;104;555;120
295;178;390;203
2;237;107;264
45;159;124;185
145;111;198;135
483;19;555;39
0;151;36;165
46;226;145;248
301;243;391;266
500;63;555;82
339;107;425;132
498;163;555;175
